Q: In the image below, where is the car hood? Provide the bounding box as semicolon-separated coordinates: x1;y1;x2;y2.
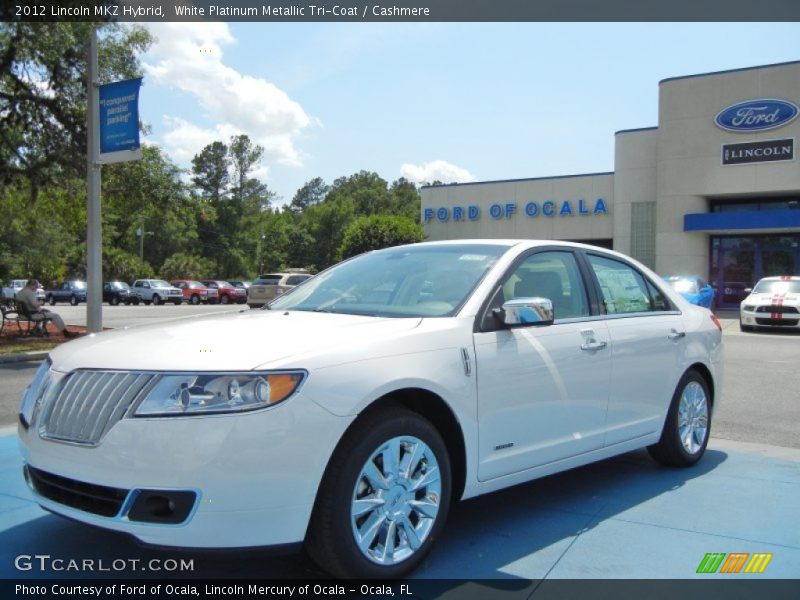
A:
49;310;423;373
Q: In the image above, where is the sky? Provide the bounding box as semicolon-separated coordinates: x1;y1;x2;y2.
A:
137;22;800;204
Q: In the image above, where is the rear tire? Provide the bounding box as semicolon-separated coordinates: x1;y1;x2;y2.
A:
306;407;451;578
47;295;55;306
69;295;78;306
220;294;230;304
648;370;711;467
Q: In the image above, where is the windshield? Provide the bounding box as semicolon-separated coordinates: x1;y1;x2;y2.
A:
269;244;507;317
72;281;87;289
152;280;171;288
667;278;699;294
753;280;800;294
110;282;130;289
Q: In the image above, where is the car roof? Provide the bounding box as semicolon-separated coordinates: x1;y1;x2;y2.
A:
757;276;800;282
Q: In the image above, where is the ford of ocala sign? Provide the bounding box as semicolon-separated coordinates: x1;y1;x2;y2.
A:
715;99;798;133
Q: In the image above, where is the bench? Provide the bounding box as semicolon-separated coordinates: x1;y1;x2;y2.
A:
1;300;54;337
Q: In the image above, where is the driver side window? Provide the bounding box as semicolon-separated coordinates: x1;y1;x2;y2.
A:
504;251;590;320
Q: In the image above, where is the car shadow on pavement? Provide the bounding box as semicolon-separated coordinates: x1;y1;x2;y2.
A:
0;448;727;580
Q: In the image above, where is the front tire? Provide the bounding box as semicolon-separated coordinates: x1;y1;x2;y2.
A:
648;370;711;467
306;407;451;579
110;296;120;306
220;294;230;304
152;294;162;306
190;294;200;305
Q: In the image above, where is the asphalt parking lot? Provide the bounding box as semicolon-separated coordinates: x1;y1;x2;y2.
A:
0;308;798;580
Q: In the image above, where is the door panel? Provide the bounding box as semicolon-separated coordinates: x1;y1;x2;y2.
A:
475;321;611;480
601;315;684;446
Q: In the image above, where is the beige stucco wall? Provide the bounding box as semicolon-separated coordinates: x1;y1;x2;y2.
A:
655;62;800;277
421;174;614;243
613;128;658;256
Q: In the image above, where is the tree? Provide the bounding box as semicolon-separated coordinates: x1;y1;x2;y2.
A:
160;253;215;281
327;171;392;216
0;22;152;199
305;197;356;269
339;215;425;260
191;141;230;203
389;177;421;220
229;134;264;203
289;177;328;213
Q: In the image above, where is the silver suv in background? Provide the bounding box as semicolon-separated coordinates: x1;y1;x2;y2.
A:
131;279;184;305
247;269;311;308
1;279;45;306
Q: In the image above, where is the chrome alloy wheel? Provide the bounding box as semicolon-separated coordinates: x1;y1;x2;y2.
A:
350;436;442;566
677;381;709;455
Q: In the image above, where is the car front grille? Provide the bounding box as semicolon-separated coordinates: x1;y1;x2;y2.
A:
755;305;799;314
40;371;155;445
755;317;800;326
26;465;129;517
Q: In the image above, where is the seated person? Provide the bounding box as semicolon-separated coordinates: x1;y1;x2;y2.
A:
16;279;76;338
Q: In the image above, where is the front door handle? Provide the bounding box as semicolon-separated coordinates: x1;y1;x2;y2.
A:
581;340;607;351
668;329;686;340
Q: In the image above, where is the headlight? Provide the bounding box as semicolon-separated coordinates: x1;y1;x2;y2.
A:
19;359;51;427
742;305;755;311
133;372;305;416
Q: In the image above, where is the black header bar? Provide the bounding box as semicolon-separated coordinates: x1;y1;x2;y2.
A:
4;0;800;22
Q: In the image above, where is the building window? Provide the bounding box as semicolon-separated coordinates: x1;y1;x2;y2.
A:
630;202;656;269
711;197;800;212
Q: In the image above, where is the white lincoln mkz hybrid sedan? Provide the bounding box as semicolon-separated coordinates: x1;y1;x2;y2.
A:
19;240;723;578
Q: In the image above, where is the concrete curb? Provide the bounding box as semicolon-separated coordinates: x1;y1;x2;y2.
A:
0;351;48;364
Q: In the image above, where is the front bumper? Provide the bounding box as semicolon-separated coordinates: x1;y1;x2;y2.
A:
740;306;800;328
19;391;353;548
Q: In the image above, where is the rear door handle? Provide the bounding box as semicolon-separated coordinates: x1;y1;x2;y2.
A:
581;340;607;351
668;329;686;340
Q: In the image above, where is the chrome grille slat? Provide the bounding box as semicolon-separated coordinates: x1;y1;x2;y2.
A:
77;373;124;442
49;372;89;430
60;373;98;441
42;371;155;446
85;373;130;442
70;373;110;441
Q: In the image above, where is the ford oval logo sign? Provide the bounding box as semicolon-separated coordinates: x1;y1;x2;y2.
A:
715;99;799;132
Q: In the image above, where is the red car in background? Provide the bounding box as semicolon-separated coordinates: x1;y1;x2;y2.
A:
170;280;218;305
200;280;247;304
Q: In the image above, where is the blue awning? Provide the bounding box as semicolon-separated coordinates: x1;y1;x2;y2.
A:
684;209;800;232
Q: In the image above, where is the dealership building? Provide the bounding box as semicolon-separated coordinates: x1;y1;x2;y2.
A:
420;60;800;308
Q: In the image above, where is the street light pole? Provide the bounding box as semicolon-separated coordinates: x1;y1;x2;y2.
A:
136;215;153;272
86;27;102;333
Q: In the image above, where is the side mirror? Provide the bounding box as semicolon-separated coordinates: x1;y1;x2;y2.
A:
495;297;554;327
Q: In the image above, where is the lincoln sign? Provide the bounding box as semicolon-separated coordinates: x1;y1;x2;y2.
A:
722;138;794;166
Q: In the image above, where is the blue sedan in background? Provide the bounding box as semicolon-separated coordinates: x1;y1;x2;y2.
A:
663;275;715;308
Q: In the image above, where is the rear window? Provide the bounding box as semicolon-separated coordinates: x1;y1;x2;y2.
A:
256;275;283;285
286;275;311;286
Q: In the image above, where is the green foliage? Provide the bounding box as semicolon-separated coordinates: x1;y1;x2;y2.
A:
104;247;152;281
339;215;425;260
0;22;152;196
160;253;214;281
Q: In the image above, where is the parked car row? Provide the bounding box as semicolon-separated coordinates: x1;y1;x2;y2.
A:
1;277;258;307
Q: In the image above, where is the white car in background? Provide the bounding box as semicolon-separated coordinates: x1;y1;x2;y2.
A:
739;276;800;331
131;279;184;305
19;241;723;578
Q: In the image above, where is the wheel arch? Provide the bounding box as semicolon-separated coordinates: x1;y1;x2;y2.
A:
687;362;715;411
314;387;467;511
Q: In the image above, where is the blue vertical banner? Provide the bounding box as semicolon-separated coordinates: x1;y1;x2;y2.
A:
98;77;142;164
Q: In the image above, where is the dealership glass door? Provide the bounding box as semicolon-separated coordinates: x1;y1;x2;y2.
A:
711;235;800;309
